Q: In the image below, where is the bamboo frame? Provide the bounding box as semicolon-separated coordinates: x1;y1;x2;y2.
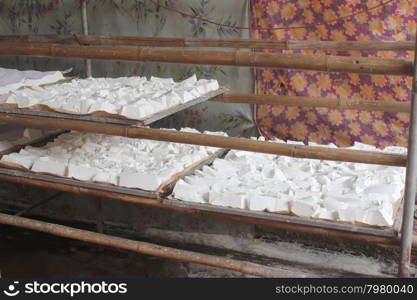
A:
1;171;415;248
0;43;412;76
80;0;92;78
0;113;407;167
214;94;411;113
0;212;292;277
0;34;415;277
0;34;414;51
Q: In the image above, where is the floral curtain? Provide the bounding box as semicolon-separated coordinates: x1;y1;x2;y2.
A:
250;0;416;149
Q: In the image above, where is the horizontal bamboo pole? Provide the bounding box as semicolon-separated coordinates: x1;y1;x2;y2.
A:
1;172;414;248
284;40;415;51
0;113;407;167
0;35;414;51
214;94;411;113
0;212;292;277
0;43;412;76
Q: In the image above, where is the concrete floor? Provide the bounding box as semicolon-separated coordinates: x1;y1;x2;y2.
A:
0;225;249;278
0;220;416;278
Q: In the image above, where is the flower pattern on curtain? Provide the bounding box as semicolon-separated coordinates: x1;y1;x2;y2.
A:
250;0;416;149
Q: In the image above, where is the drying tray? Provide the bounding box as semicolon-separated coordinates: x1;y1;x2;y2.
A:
0;131;401;238
0;148;228;199
163;198;402;238
0;163;400;239
0;87;229;126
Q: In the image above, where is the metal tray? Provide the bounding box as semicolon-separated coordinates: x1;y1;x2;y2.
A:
0;149;228;198
0;88;229;126
0;167;159;198
0;163;400;238
162;199;400;238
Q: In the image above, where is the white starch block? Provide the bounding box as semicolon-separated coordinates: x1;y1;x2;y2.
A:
93;172;118;186
209;191;246;209
100;102;122;114
119;171;162;191
337;208;357;223
291;200;319;217
31;159;67;176
181;75;197;84
363;210;393;227
68;164;97;181
120;105;143;120
206;79;219;91
1;154;35;169
173;179;206;203
176;90;195;102
315;208;336;220
165;91;183;105
249;194;275;211
271;197;290;213
150;76;174;84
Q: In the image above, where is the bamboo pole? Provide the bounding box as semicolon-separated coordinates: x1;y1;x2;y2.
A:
80;0;92;78
398;34;417;277
214;93;411;113
0;113;407;167
0;34;414;51
0;43;412;76
0;212;293;277
1;172;415;248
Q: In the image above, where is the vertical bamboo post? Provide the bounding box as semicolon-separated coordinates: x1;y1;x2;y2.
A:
398;36;417;277
80;0;92;77
248;1;258;134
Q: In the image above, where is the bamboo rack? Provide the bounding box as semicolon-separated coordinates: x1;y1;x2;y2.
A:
0;34;414;51
0;212;294;277
0;43;412;76
214;94;411;113
1;32;416;277
0;113;407;167
1;171;415;248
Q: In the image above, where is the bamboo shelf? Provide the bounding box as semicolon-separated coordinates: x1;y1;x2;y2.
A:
0;118;409;245
0;34;416;277
0;126;404;239
1;167;414;249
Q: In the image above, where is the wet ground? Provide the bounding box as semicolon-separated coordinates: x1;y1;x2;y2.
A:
2;224;416;278
0;225;248;278
0;212;416;278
